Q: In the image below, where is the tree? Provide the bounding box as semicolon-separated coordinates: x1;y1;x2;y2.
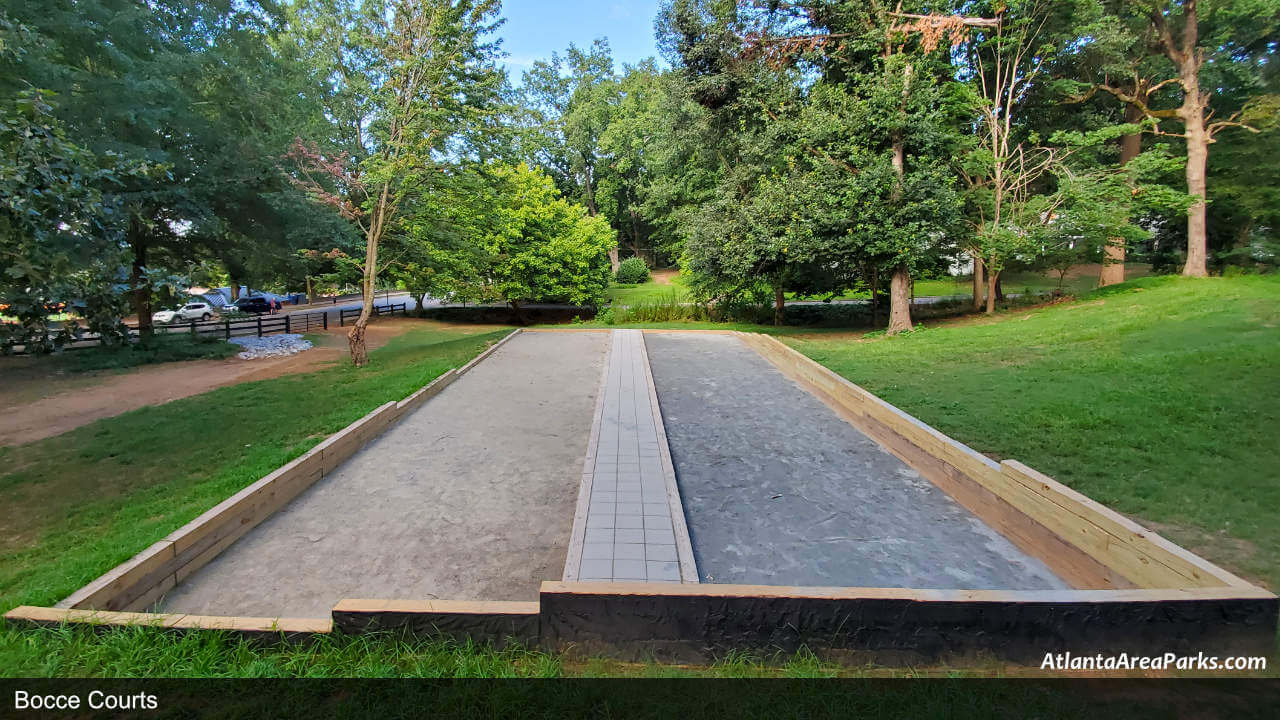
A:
3;0;339;339
1081;0;1278;277
954;1;1086;313
520;40;626;267
457;164;615;321
0;90;132;353
285;0;503;365
661;0;964;330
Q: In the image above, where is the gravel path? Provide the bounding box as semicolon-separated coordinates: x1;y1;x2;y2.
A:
229;334;312;359
646;332;1068;591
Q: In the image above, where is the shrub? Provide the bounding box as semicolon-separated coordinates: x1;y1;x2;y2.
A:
611;291;708;323
615;257;650;284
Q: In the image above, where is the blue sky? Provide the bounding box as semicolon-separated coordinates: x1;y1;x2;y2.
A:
496;1;664;82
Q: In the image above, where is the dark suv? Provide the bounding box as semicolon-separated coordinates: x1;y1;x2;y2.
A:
228;296;272;314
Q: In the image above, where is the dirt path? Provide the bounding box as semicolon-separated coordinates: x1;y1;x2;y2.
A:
0;321;417;447
651;269;679;285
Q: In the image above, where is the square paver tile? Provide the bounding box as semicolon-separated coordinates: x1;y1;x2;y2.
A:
614;528;645;544
615;515;644;529
616;502;643;517
644;515;673;532
613;543;646;560
585;528;614;544
579;558;612;578
646;544;678;562
642;502;668;515
586;514;614;529
582;543;612;560
647;561;680;581
645;526;676;544
613;559;647;580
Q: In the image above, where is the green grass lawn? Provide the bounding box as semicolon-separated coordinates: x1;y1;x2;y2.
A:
788;275;1280;590
0;324;507;614
604;274;690;306
2;278;1277;680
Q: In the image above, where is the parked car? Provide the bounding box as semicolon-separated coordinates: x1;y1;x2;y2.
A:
153;302;215;324
225;296;272;315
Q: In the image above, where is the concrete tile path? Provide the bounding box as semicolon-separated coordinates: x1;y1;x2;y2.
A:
564;330;698;583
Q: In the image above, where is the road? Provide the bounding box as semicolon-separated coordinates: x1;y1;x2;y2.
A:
281;291;414;319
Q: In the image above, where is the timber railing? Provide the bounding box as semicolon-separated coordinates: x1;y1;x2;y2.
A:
339;302;407;326
4;311;330;355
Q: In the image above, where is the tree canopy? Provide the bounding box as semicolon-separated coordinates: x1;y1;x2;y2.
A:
2;0;1276;354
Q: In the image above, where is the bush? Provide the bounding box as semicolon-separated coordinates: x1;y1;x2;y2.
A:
611;291;708;323
615;257;650;284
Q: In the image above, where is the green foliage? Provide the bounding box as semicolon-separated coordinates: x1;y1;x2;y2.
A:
463;164;615;308
0;89;151;353
615;257;650;284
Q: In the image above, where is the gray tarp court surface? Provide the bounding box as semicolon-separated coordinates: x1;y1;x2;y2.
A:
645;332;1067;590
159;331;609;618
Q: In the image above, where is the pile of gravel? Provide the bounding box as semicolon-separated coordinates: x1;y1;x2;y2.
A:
230;334;313;360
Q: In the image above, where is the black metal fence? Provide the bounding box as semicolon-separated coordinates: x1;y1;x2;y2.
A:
339;302;407;326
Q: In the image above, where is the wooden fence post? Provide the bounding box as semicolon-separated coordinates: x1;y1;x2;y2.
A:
285;315;291;334
225;320;230;340
256;317;262;337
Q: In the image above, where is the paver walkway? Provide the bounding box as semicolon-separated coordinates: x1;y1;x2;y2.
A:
564;330;697;583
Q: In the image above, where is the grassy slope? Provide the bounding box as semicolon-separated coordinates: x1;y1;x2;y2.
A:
0;325;507;613
788;275;1280;588
605;275;690;306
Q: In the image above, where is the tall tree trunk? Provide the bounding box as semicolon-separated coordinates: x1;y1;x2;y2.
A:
994;273;1005;301
306;276;315;305
1167;5;1210;278
870;265;880;327
129;236;152;339
1101;103;1146;287
773;283;785;327
972;253;985;311
349;183;389;367
1182;100;1210;277
885;65;913;333
887;263;912;334
986;267;998;314
509;300;528;326
608;247;620;273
